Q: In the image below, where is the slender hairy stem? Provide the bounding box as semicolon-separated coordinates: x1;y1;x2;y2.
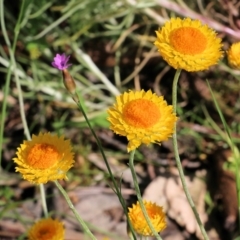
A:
0;0;49;220
54;180;97;240
39;184;48;218
0;2;11;169
0;0;31;168
74;91;137;240
128;150;162;240
205;80;240;231
0;0;31;142
172;69;209;240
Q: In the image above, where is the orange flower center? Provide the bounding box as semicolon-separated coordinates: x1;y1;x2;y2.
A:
123;99;161;128
27;143;60;169
138;207;155;220
169;27;207;55
38;227;53;237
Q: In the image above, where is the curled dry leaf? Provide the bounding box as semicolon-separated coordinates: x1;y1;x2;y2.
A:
165;177;196;234
143;176;168;210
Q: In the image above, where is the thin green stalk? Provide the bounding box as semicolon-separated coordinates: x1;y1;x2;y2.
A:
129;233;135;240
0;0;25;167
54;180;97;240
0;0;30;142
73;91;137;240
206;80;240;231
172;69;209;240
0;0;48;220
128;150;162;240
233;147;240;231
39;184;48;218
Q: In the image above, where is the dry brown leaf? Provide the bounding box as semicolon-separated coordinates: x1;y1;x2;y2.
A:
143;176;168;210
59;187;128;238
166;177;197;234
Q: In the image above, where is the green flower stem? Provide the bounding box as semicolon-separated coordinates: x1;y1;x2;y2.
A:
73;91;137;240
0;0;31;142
205;80;240;231
129;233;135;240
233;147;240;230
172;69;209;240
39;184;48;218
0;0;49;222
0;0;31;168
54;180;97;240
129;150;162;240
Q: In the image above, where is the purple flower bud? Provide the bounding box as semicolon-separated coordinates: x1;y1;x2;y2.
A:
52;53;72;70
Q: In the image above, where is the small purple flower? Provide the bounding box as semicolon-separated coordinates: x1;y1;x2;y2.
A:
52;53;72;70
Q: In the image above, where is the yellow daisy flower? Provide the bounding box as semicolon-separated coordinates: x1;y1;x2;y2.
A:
13;132;74;184
154;17;223;72
107;90;177;152
28;218;64;240
227;42;240;69
128;200;166;236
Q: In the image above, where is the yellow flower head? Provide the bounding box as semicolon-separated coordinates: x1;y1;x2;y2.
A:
107;90;177;152
128;200;166;236
13;132;74;184
28;218;64;240
227;42;240;69
154;17;223;72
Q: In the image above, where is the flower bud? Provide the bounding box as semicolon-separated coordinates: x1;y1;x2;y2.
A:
62;68;76;94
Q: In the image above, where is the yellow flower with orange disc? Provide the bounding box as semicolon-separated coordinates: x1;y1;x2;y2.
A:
28;218;64;240
107;90;177;152
13;132;74;184
154;17;223;72
227;42;240;69
128;200;166;236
